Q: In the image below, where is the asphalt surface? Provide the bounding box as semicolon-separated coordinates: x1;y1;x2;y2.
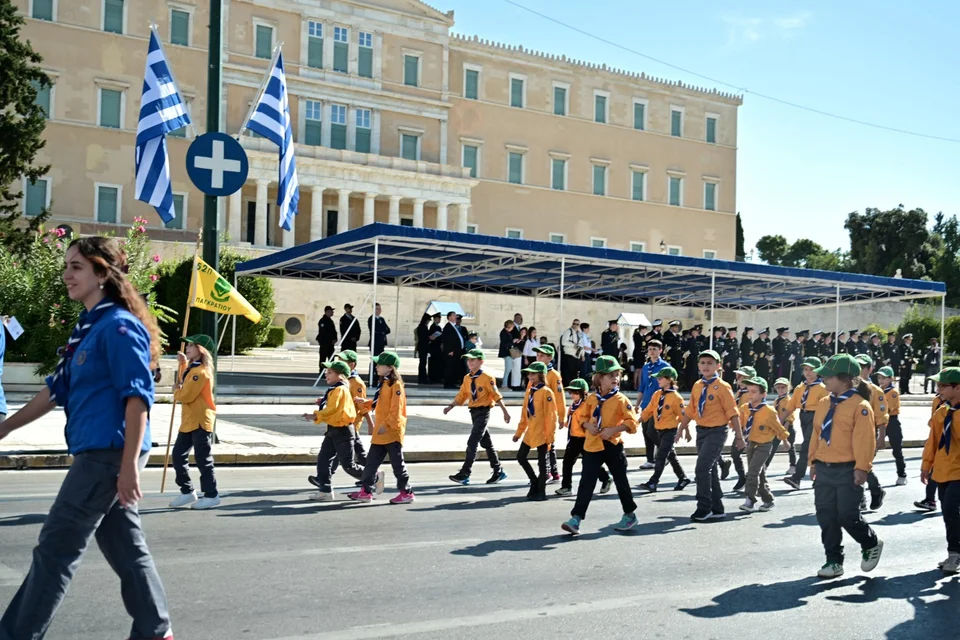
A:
0;452;956;640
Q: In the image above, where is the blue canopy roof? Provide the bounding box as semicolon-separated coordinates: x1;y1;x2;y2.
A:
236;224;945;311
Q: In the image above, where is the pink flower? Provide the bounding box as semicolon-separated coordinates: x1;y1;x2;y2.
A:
53;303;60;309
152;254;161;262
55;243;62;249
43;237;50;244
61;320;66;324
150;274;159;282
54;228;65;238
137;226;146;233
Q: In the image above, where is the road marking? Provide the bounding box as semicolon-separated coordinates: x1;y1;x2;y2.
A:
0;562;23;587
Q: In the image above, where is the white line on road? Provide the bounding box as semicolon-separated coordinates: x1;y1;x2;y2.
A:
0;562;23;587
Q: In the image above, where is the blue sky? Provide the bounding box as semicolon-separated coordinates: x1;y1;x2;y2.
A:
439;0;959;256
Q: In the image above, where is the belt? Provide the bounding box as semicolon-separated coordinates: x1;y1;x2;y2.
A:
817;460;855;468
697;424;728;429
470;405;493;411
800;409;816;415
328;423;353;429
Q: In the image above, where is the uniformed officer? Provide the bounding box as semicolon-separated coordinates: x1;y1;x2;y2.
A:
683;325;703;390
773;327;791;380
858;330;871;355
869;334;884;371
898;333;916;394
790;331;807;387
663;320;683;372
806;330;823;359
712;326;726;356
882;332;899;369
647;319;664;348
845;330;859;356
723;327;740;385
754;328;772;384
740;327;756;368
820;332;836;360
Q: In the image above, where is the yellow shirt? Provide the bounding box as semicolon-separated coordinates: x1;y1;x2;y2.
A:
774;394;794;427
357;380;407;445
739;403;789;444
583;392;639;453
454;371;503;408
173;363;216;433
684;377;738;427
515;385;558;448
865;381;889;427
567;397;590;438
932;395;945;418
640;389;685;431
540;367;567;427
348;373;370;429
808;393;876;472
789;379;829;413
922;403;960;483
312;383;357;427
882;385;900;416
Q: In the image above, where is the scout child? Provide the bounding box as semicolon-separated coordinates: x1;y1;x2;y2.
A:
638;367;691;492
557;378;612;496
562;356;639;534
876;366;907;485
337;350;373;470
766;378;796;470
853;354;889;511
738;376;789;512
169;334;220;510
304;360;361;500
783;357;828;489
677;350;746;522
348;351;415;504
514;361;558;501
808;354;883;579
445;348;511;485
920;368;960;573
916;392;947;512
727;365;756;491
531;344;567;484
636;339;670;471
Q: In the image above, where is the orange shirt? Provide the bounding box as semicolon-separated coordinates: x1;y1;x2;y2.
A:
583;392;639;453
348;373;370;429
454;371;503;408
567;397;590;438
808;393;876;473
739;403;789;444
640;389;684;431
882;385;900;416
684;376;738;427
922;403;960;483
865;381;889;428
515;385;558;448
789;379;829;413
357;379;407;445
774;394;794;427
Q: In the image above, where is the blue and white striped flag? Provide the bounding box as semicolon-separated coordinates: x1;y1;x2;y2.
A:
135;30;191;224
247;52;300;231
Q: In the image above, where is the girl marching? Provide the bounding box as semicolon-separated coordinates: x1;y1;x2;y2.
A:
556;378;612;496
305;360;362;500
514;361;557;501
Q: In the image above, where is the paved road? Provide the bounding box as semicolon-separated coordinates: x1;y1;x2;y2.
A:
0;452;955;639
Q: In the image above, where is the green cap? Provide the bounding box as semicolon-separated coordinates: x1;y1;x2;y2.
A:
595;355;624;374
564;378;590;393
336;349;359;364
522;361;549;375
698;349;721;363
656;367;679;379
744;376;768;392
734;366;757;377
183;334;215;353
322;360;351;377
462;348;485;360
533;344;555;357
372;350;401;368
931;368;960;384
774;377;791;387
802;356;822;369
876;366;895;378
815;353;862;378
855;354;873;367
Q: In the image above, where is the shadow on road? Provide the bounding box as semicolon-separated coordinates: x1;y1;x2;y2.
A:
870;510;940;527
682;576;865;617
408;495;532;512
0;513;47;527
762;513;819;529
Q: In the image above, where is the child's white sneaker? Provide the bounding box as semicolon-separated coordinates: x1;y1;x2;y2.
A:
193;496;221;510
169;491;197;508
939;552;960;574
739;499;756;512
310;491;335;502
895;476;907;486
758;501;775;512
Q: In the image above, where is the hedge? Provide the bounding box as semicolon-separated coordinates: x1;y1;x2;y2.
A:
264;326;285;348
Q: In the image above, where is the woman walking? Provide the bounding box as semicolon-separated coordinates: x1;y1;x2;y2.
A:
0;237;172;639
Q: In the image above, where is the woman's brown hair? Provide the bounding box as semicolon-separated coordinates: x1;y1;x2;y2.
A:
68;236;162;367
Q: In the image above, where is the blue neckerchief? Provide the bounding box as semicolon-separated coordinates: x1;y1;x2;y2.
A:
657;387;674;422
698;374;719;417
883;383;895;394
349;369;360;379
744;402;766;437
821;389;858;445
371;379;388;411
48;299;115;407
527;383;545;417
180;361;202;385
319;380;346;410
593;387;620;429
940;404;958;454
802;378;823;407
567;397;583;429
470;369;483;402
736;388;747;403
547;361;555;371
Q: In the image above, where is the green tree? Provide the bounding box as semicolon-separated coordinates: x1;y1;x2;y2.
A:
755;234;789;265
845;206;935;279
930;212;960;307
0;0;52;255
735;213;745;260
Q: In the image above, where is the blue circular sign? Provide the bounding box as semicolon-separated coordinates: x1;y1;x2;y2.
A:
186;132;249;197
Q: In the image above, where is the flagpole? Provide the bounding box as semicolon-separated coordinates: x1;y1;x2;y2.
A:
161;230;203;493
236;42;284;139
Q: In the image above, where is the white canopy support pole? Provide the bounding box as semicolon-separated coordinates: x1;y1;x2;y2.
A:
231;273;238;372
835;284;841;355
394;278;401;348
558;257;566;348
709;271;716;350
370;238;380;386
941;294;947;362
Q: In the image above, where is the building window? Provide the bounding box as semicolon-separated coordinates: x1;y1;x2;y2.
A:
630;241;645;252
103;0;124;34
170;8;190;46
358;31;373;78
669;176;683;206
355;108;372;153
404;54;420;87
462;144;479;178
24;177;49;217
466;224;478;234
591;238;607;248
706;116;717;144
594;93;608;124
400;217;414;227
633;100;646;130
95;184;120;224
631;171;646;201
551;158;566;191
703;249;717;259
668;245;682;256
255;23;274;59
401;133;419;160
32;80;51;119
464;68;479;100
98;87;123;129
704;182;717;211
304;100;322;146
330;104;347;150
333;26;348;73
549;233;565;243
506;228;523;239
592;164;607;196
167;193;186;230
307;21;323;69
670;108;683;137
32;0;54;21
507;152;523;185
510;76;525;108
553;85;567;116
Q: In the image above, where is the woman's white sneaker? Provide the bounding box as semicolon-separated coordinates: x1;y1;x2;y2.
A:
169;491;197;508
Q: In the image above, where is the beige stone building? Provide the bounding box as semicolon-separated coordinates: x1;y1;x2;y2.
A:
15;0;743;343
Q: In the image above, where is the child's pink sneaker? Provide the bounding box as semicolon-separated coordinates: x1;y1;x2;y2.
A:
347;489;374;502
389;490;415;504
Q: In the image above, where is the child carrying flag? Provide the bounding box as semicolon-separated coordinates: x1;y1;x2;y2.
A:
920;368;960;573
638;367;690;492
514;361;557;501
557;378;612;496
738;376;789;512
876;366;907;485
304;360;361;501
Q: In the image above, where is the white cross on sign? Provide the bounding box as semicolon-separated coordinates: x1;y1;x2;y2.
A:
193;140;242;189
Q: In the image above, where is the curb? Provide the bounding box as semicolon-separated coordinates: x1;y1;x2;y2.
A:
0;440;932;469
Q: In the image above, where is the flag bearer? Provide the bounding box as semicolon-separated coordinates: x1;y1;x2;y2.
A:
557;378;612;496
304;360;361;500
876;366;907;486
783;357;828;489
514;362;557;501
921;368;960;573
738;377;789;513
638;367;690;492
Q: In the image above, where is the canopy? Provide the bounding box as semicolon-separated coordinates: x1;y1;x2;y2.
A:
616;313;652;327
425;301;474;320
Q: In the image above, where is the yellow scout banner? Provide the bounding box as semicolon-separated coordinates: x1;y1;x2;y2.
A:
190;257;262;323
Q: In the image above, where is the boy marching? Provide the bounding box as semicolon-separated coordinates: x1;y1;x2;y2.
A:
920;368;960;573
638;367;690;492
738;377;789;513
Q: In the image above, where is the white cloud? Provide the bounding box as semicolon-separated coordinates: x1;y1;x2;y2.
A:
724;12;812;47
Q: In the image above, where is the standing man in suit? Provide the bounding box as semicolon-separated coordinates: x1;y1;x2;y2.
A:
754;328;772;384
339;303;361;352
367;303;391;382
723;327;740;385
773;327;790;380
806;330;822;359
845;329;858;356
428;312;444;384
442;311;465;389
317;305;337;373
601;320;621;358
897;333;915;393
789;330;807;386
740;327;755;368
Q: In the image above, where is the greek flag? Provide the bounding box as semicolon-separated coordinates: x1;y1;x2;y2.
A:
135;30;191;224
247;52;300;231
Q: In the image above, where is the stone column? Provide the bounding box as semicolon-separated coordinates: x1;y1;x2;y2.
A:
310;186;324;241
388;195;401;225
412;198;425;228
254;179;269;246
363;193;376;226
435;202;449;231
282;225;295;248
228;189;242;243
456;203;470;232
337;188;351;234
439;120;448;165
372;110;381;155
